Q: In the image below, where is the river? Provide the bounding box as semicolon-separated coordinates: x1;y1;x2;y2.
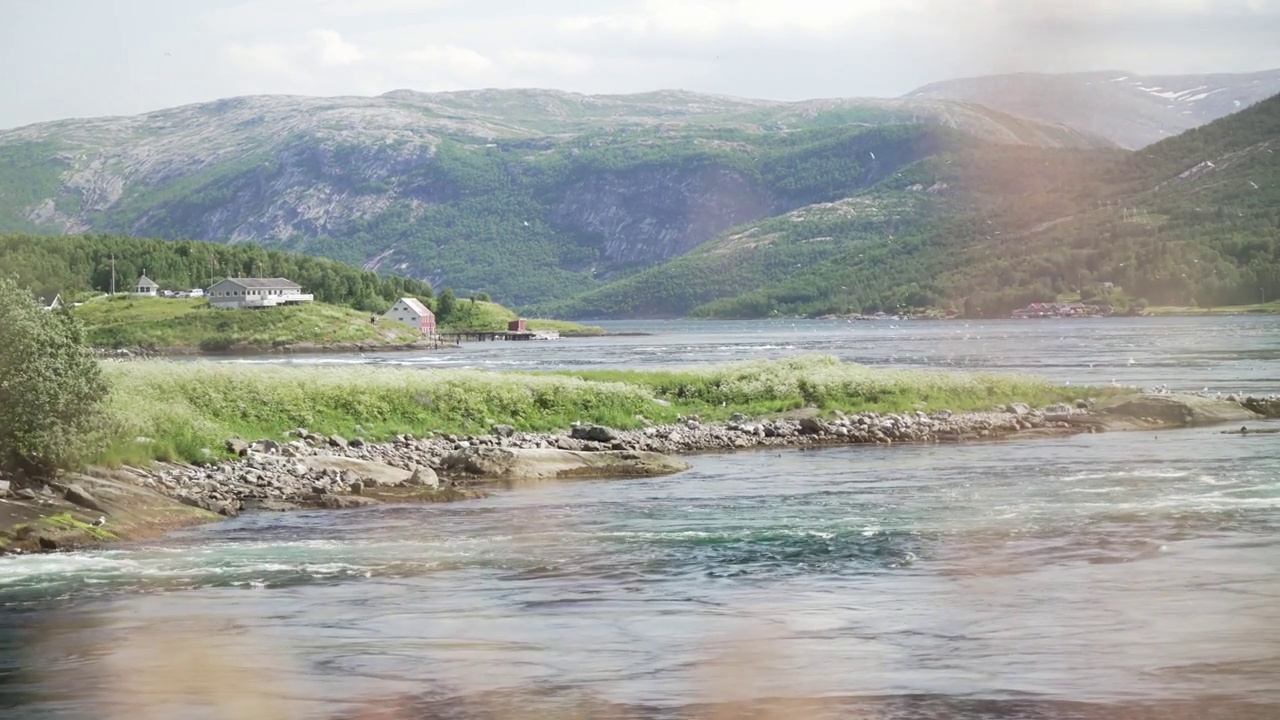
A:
2;316;1278;719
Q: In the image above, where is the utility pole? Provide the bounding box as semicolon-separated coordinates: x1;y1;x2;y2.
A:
110;254;116;295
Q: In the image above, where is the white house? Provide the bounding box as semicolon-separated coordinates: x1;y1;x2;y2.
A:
32;293;62;311
206;278;314;309
384;297;437;335
133;274;159;296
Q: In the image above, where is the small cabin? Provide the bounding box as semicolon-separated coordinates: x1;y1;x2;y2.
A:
507;318;527;333
133;274;159;297
32;292;62;311
384;297;436;336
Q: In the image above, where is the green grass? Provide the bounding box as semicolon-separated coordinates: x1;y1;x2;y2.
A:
1143;301;1280;316
94;356;1103;466
43;512;118;541
73;296;423;350
442;299;603;335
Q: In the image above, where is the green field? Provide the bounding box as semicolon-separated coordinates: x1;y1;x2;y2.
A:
74;296;423;351
441;299;604;335
1143;301;1280;316
97;356;1101;466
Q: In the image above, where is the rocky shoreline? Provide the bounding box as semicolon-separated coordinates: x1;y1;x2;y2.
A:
2;391;1276;554
93;338;459;360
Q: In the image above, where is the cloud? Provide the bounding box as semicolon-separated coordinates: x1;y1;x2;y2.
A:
308;29;364;67
401;45;494;79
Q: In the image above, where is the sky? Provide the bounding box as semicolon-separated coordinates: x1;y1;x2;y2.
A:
3;0;1280;129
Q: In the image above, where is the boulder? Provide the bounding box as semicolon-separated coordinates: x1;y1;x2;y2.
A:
225;438;250;457
242;499;301;512
1006;403;1032;416
798;417;827;435
1242;397;1280;418
16;488;38;501
64;485;106;513
328;435;349;449
1094;393;1263;428
403;466;441;489
252;439;281;454
312;495;382;510
0;479;9;498
289;456;413;487
439;447;690;481
491;424;516;438
571;424;619;443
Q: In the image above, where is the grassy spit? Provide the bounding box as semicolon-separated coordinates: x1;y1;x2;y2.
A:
98;356;1102;466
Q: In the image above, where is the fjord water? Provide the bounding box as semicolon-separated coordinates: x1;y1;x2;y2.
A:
2;316;1279;719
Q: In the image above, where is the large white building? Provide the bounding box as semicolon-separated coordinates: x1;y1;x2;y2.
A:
207;278;314;309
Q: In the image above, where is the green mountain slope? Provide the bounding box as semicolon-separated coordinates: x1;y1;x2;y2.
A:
542;93;1280;318
0;89;1108;306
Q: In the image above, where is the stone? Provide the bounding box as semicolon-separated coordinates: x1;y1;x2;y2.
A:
16;488;38;501
38;536;59;551
64;485;106;513
253;439;281;453
798;417;827;435
242;499;301;512
329;435;349;449
440;446;690;481
403;466;440;489
313;495;382;510
290;456;413;487
1094;393;1263;428
555;436;582;451
349;481;363;495
1075;399;1091;409
350;437;365;448
0;479;9;497
730;413;746;423
225;438;250;457
1006;403;1032;416
491;424;516;438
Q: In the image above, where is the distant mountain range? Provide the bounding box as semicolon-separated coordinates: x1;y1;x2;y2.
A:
907;69;1280;149
0;69;1276;315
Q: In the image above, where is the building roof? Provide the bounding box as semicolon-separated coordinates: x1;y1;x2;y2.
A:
216;277;303;290
135;275;158;288
397;297;432;316
32;292;60;308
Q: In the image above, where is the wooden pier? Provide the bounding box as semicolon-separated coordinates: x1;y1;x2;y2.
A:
439;330;540;343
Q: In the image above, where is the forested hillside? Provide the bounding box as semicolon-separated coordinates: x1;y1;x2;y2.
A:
0;88;1106;306
0;234;434;313
541;92;1280;318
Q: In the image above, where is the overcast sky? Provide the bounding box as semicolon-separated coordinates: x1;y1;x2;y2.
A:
2;0;1279;129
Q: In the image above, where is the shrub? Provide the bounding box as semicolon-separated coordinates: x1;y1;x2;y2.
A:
0;277;108;478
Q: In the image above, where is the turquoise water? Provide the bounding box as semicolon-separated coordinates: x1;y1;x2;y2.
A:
2;317;1279;719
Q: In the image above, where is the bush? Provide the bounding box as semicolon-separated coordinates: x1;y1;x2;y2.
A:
0;277;108;478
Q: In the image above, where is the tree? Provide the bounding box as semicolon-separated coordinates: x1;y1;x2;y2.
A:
0;277;108;479
436;287;457;321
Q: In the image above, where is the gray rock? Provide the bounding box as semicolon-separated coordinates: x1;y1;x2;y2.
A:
349;481;363;495
349;437;365;448
242;499;301;512
328;435;349;449
1094;393;1263;428
491;424;516;438
225;438;250;457
798;417;827;435
253;439;281;453
0;479;9;497
313;495;382;510
730;413;746;423
64;485;106;513
403;466;440;489
15;488;38;501
440;446;689;481
1006;403;1032;416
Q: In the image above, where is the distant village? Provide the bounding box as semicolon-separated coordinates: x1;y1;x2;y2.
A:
1010;301;1114;319
34;272;557;341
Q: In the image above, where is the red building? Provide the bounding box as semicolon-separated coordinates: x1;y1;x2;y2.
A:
508;318;527;332
385;297;437;335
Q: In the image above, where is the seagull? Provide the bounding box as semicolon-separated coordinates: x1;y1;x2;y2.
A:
92;516;106;527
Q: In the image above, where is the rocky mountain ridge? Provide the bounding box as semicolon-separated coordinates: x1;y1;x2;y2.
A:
907;69;1280;148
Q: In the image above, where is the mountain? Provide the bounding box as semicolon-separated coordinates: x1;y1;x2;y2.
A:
541;92;1280;318
0;89;1108;306
906;69;1280;149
